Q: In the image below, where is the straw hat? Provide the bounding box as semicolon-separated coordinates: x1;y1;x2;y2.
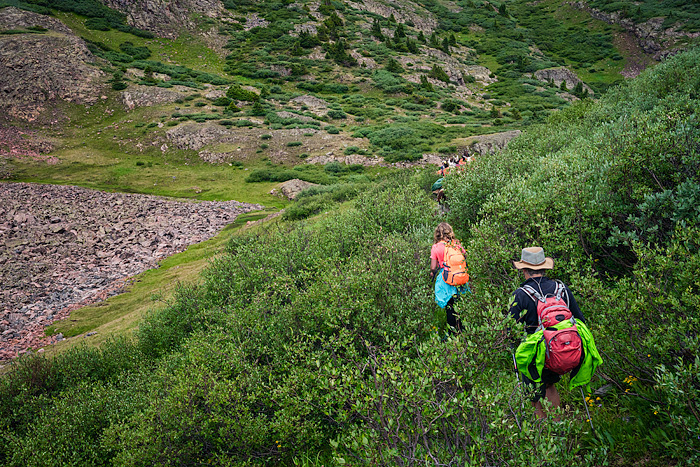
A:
513;247;554;270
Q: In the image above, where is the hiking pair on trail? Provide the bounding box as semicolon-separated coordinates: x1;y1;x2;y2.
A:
430;222;470;332
508;247;602;420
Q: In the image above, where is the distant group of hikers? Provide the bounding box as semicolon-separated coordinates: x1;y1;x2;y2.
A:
432;155;472;208
436;155;471;177
430;222;602;421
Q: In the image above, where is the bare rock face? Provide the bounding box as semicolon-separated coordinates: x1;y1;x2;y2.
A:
568;1;700;59
0;7;105;121
290;95;330;116
305;154;384;166
121;85;184;110
0;182;263;361
347;0;438;33
460;130;522;157
167;122;233;151
278;179;319;200
102;0;229;38
0;6;72;33
533;67;594;95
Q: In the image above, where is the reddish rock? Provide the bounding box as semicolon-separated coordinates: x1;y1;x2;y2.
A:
0;182;263;361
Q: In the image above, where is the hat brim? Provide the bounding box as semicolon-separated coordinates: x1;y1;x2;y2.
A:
513;257;554;270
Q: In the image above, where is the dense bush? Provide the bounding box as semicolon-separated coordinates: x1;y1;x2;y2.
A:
353;122;448;162
226;84;260;102
444;48;700;464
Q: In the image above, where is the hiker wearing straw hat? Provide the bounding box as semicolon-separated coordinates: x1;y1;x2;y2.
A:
508;247;586;419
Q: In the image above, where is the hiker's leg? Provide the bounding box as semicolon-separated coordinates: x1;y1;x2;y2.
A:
545;384;561;409
445;297;462;333
531;386;560;420
524;377;547;419
532;400;546;419
545;384;561;421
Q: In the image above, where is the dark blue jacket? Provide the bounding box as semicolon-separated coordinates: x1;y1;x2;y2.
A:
508;276;585;334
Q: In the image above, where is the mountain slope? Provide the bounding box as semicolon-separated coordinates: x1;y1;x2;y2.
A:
5;0;697;171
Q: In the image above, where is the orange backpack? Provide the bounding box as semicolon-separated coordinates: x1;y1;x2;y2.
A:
442;241;469;286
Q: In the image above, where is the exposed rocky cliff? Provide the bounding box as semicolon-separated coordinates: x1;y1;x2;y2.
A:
0;7;105;122
568;1;700;60
346;0;438;33
532;67;594;95
101;0;230;38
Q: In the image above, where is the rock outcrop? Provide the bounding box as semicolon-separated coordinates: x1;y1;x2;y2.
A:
0;7;105;121
278;179;319;200
290;95;330;116
121;85;184;110
346;0;438;33
568;1;700;59
533;67;594;95
460;130;522;157
102;0;229;38
0;182;263;361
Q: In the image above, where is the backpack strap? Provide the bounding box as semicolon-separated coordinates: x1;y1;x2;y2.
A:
553;279;570;307
519;284;546;304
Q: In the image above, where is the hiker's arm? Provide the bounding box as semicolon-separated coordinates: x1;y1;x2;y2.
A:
429;257;439;278
567;289;585;322
507;294;522;321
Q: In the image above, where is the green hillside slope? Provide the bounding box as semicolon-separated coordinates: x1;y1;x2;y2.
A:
2;48;699;466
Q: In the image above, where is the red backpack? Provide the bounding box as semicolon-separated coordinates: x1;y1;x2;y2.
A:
520;280;583;375
441;241;469;286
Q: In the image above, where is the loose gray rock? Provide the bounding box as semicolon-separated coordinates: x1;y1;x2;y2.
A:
279;179;319;200
0;182;263;361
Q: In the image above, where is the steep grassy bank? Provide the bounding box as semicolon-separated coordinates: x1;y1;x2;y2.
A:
1;42;699;467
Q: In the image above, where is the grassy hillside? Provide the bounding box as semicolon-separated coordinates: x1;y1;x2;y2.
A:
1;0;653;179
4;0;697;207
2;48;699;466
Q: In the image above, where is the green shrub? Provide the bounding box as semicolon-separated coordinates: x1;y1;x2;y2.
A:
226;84;259;102
85;17;110;31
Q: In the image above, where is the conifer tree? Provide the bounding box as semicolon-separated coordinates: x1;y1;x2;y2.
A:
430;32;439;48
442;37;450;54
250;101;266;116
417;30;426;43
291;41;304;56
371;19;384;40
429;64;450;83
420;74;433;91
385;57;403;73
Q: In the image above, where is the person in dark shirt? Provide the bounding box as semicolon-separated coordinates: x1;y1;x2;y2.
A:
508;246;585;420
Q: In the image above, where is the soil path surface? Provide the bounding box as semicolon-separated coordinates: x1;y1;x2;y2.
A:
0;182;263;361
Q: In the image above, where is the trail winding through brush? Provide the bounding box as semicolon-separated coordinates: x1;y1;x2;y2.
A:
0;182;263;361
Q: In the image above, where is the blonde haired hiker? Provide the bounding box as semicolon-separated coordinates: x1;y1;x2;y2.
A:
430;222;470;333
